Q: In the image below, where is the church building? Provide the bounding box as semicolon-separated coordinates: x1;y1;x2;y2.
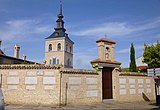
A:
45;1;74;68
0;0;156;106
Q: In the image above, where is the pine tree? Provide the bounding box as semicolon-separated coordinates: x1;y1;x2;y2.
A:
129;43;137;72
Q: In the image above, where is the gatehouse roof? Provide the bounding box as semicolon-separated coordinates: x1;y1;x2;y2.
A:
96;38;116;44
91;59;121;65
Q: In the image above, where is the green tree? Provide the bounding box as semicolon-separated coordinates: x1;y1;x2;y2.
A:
143;41;160;68
129;43;137;72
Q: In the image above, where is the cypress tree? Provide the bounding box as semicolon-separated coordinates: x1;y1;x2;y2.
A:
129;43;137;72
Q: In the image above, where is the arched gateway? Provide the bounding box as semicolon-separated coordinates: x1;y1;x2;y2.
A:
91;38;121;99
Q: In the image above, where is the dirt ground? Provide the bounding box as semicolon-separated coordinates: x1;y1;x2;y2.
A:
5;100;160;110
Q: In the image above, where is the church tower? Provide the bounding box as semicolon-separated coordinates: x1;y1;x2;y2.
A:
96;38;115;61
45;0;74;68
91;38;121;68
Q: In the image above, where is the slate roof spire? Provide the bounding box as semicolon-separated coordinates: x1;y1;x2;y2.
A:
56;0;65;29
58;0;63;18
46;0;68;39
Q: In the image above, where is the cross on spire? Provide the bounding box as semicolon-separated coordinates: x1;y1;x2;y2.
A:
58;0;63;18
45;0;68;39
60;0;62;15
55;0;65;29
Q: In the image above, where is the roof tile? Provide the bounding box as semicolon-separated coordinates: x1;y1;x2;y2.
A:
96;38;116;44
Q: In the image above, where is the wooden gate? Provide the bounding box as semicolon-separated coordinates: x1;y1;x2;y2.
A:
102;68;113;99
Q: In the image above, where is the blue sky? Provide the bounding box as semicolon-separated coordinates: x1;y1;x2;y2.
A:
0;0;159;69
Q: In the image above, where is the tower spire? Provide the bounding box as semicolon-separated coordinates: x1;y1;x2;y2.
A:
46;0;67;39
58;0;63;18
60;0;62;15
55;0;65;30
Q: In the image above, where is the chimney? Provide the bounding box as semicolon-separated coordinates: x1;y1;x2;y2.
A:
22;54;26;60
14;44;20;58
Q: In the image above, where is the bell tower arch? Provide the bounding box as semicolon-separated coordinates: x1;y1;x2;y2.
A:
45;0;74;68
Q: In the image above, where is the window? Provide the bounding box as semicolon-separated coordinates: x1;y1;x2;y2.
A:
49;59;52;64
70;46;72;53
67;58;70;66
53;57;56;64
106;47;109;59
66;44;68;52
48;44;52;52
55;32;59;36
57;43;61;51
49;56;56;65
50;56;59;65
57;59;59;65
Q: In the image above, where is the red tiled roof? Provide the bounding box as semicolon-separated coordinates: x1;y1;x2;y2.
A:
137;66;149;69
90;59;121;65
96;38;116;44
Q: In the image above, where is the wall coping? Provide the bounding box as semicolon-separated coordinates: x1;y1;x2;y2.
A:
0;65;99;74
119;72;148;77
0;64;60;69
60;68;98;74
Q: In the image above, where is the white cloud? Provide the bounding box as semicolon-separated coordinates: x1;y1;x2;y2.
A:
70;17;160;38
73;52;96;69
0;19;52;41
34;26;52;34
116;48;129;54
71;22;130;37
117;44;144;54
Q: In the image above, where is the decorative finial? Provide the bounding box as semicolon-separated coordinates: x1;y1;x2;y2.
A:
58;0;63;18
60;0;62;15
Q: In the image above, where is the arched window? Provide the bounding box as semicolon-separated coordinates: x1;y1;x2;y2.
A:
57;43;61;51
70;46;72;53
106;47;109;59
48;44;52;52
49;59;52;64
57;59;59;65
55;32;59;36
52;57;56;64
66;44;68;52
67;58;70;66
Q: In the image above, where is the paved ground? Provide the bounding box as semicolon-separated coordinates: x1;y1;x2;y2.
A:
5;100;160;110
